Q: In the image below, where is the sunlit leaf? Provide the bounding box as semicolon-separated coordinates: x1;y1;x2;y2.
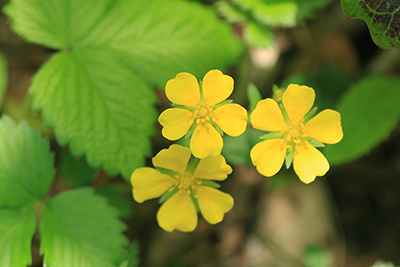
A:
342;0;400;49
5;0;242;179
0;116;54;208
325;75;400;165
0;207;36;267
244;20;275;48
215;0;248;23
4;0;114;49
77;0;242;87
31;48;156;179
233;0;297;27
40;188;128;267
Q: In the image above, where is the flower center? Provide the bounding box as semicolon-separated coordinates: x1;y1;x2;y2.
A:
174;173;202;197
193;104;213;125
283;120;306;147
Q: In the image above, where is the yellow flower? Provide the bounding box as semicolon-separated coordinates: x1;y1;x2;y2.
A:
158;70;248;158
250;84;343;184
131;144;234;232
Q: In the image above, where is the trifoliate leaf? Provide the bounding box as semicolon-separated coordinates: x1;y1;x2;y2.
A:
6;0;243;179
0;116;54;208
0;206;37;267
0;53;7;108
233;0;297;27
342;0;400;49
325;76;400;165
59;149;97;187
31;48;156;179
40;188;128;267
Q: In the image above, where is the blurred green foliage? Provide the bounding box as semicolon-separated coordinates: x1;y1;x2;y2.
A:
216;0;332;48
325;75;400;165
0;53;6;109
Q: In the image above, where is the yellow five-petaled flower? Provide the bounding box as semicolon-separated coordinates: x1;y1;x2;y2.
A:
131;144;234;232
250;84;343;184
159;70;248;159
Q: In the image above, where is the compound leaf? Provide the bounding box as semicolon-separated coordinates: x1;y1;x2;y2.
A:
6;0;243;179
40;188;128;267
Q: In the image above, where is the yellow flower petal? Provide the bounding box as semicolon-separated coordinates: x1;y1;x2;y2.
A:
293;142;330;184
159;108;194;140
190;123;223;158
282;84;315;124
194;154;232;181
202;69;234;106
156;192;198;232
250;98;286;131
212;103;248;137
165;72;200;107
197;187;234;225
304;109;343;144
152;144;191;173
250;139;286;177
131;167;176;203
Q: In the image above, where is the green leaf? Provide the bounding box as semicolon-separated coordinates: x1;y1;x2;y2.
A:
215;0;248;23
243;20;275;48
247;83;263;114
40;188;128;267
0;116;54;208
324;76;400;165
0;207;37;267
0;53;7;108
31;48;156;179
118;242;140;267
77;0;243;87
6;0;243;179
95;185;133;219
233;0;297;27
342;0;400;49
303;244;332;267
4;0;114;49
127;242;140;267
222;128;264;165
295;0;332;23
59;149;97;187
